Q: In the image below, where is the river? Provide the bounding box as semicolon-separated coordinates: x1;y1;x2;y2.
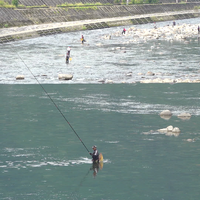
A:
0;18;200;200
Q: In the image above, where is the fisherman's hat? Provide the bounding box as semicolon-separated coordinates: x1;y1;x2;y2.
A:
92;145;97;148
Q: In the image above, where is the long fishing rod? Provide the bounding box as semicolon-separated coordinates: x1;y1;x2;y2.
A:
16;53;90;153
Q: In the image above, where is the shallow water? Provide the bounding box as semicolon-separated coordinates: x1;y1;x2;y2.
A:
1;18;200;200
0;18;200;84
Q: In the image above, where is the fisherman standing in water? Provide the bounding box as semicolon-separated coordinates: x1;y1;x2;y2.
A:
89;145;99;163
81;35;85;44
66;51;70;63
67;46;71;56
66;46;71;63
122;28;126;35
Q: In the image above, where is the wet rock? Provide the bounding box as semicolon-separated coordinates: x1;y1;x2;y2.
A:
126;72;132;76
166;131;180;137
167;125;173;132
138;73;143;76
172;127;181;133
157;128;168;133
177;112;191;120
98;79;105;83
146;71;155;76
177;112;191;117
16;75;25;80
185;139;195;142
159;110;172;116
160;115;171;120
158;125;180;136
58;74;73;80
106;80;113;84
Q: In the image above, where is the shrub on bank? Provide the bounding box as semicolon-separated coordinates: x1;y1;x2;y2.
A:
12;0;18;7
0;0;15;8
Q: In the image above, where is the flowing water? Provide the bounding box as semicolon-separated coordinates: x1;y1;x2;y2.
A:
1;18;200;200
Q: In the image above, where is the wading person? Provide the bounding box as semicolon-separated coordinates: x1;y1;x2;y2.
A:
81;35;85;44
89;145;99;163
66;51;70;63
122;28;126;35
67;46;71;57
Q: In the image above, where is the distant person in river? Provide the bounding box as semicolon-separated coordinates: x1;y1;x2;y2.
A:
89;145;99;163
173;21;176;26
66;51;70;63
122;28;126;35
198;26;200;34
67;46;71;57
81;35;86;44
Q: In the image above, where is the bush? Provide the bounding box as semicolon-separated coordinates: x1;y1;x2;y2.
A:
114;0;120;3
12;0;18;7
132;0;143;4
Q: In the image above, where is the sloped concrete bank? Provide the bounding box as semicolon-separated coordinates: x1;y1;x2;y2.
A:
0;3;200;43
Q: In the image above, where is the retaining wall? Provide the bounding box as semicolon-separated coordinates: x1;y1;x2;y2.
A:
1;3;200;28
0;3;200;43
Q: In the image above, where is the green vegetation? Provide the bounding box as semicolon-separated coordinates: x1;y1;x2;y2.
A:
74;6;97;10
0;0;15;8
113;0;120;3
12;0;18;7
57;2;107;7
82;25;87;30
194;5;200;10
0;0;182;9
131;0;159;4
26;5;47;8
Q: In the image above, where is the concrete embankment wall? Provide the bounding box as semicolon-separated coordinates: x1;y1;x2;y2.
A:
1;3;200;27
0;3;200;43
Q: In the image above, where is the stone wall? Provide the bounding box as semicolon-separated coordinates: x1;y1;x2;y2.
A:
1;3;200;28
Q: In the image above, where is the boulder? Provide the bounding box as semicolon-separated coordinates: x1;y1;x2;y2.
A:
16;75;25;80
160;115;171;120
157;128;168;133
177;113;191;117
166;131;180;137
167;125;173;132
186;139;195;142
177;113;191;120
159;110;172;116
58;74;73;80
158;125;180;136
106;80;113;84
172;127;181;133
146;71;155;76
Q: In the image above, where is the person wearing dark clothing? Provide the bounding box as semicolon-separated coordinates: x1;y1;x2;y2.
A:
91;162;99;177
198;26;200;34
67;46;71;57
66;51;70;63
89;145;99;163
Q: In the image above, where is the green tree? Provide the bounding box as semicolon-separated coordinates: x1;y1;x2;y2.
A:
12;0;18;7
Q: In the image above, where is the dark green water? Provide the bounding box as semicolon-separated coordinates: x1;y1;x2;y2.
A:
1;83;200;200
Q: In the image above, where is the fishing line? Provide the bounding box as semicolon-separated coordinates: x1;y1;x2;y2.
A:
16;52;90;153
